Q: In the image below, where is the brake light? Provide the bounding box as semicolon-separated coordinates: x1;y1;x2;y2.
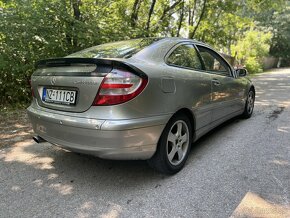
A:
92;68;148;106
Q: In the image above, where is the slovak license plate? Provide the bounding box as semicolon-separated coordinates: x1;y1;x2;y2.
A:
42;88;77;105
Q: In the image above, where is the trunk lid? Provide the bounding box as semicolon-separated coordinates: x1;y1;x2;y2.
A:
31;58;117;113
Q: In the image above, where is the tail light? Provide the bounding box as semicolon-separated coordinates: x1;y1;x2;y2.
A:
92;68;148;106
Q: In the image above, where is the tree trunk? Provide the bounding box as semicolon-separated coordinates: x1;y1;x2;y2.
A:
189;0;206;39
176;1;185;37
131;0;142;28
188;0;197;27
146;0;156;33
66;0;81;48
160;0;183;21
72;0;81;21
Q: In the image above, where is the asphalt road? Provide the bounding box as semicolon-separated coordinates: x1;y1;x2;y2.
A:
1;68;290;218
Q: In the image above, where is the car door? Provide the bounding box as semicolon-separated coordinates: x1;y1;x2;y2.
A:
196;45;240;122
166;43;213;130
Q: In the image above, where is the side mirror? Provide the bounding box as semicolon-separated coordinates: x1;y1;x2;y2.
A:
236;68;248;77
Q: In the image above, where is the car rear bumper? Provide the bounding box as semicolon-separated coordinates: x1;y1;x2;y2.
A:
27;106;170;160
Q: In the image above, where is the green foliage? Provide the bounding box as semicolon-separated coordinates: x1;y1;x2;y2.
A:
0;0;287;106
245;57;263;74
0;0;131;106
269;1;290;58
231;29;272;73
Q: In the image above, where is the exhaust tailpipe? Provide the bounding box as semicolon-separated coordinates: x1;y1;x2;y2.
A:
33;136;46;143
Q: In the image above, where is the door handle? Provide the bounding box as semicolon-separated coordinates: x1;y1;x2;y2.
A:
212;79;221;86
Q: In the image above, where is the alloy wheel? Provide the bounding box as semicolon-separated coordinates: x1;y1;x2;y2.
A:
247;91;255;114
166;120;190;166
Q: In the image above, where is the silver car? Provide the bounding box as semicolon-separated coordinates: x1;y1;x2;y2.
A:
28;37;255;174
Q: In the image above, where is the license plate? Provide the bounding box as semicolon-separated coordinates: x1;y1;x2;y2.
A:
42;88;77;105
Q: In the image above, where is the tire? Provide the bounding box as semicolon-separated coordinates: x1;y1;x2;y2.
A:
241;89;255;119
148;114;193;174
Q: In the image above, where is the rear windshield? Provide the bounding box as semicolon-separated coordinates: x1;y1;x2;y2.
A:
67;38;161;59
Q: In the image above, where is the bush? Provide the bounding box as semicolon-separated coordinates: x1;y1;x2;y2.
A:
0;0;135;106
231;29;272;74
245;57;263;74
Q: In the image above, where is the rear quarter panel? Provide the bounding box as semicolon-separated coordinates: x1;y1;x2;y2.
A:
129;61;212;130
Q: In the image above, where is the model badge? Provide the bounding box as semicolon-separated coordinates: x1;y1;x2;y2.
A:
51;76;56;85
74;81;98;85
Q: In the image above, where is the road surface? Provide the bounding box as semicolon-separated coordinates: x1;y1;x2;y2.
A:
1;68;290;217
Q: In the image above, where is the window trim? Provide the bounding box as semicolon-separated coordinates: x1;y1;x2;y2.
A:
195;44;234;78
164;42;205;72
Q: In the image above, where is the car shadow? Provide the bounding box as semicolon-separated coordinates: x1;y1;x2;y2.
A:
0;114;245;199
188;116;243;158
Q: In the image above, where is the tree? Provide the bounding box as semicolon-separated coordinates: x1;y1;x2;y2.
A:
146;0;157;32
231;29;272;73
187;0;207;39
0;0;287;106
269;1;290;60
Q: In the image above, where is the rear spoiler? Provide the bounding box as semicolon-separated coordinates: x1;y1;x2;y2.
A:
36;58;112;68
35;58;147;78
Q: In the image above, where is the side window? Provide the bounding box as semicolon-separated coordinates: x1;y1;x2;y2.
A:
197;46;231;76
167;44;202;70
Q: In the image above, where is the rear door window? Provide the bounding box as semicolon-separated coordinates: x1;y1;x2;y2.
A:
167;44;203;70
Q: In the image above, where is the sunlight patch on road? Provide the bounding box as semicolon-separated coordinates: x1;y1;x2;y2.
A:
32;179;44;187
278;127;290;133
100;203;122;218
49;183;73;195
254;100;290;108
77;201;96;218
2;140;54;170
11;186;21;192
231;192;290;218
47;173;59;180
270;159;290;166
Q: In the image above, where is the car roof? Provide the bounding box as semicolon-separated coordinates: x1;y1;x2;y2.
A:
140;37;208;46
128;37;210;63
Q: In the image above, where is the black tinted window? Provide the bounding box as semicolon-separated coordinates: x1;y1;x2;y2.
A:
167;44;202;70
67;38;161;59
197;46;231;76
